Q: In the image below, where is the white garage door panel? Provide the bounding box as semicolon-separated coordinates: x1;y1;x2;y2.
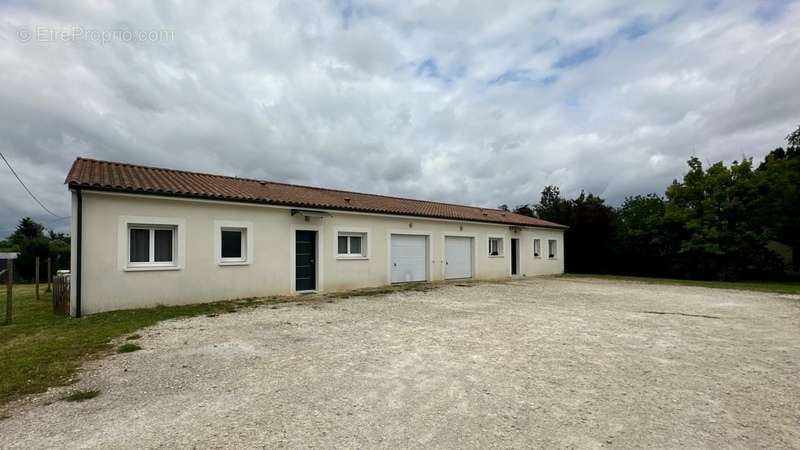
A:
445;237;472;279
391;235;427;283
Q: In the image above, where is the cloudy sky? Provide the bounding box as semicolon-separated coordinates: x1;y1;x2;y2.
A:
1;0;799;236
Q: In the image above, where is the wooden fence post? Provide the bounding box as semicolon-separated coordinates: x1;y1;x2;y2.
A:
52;273;70;316
4;260;12;325
35;256;40;301
46;257;52;293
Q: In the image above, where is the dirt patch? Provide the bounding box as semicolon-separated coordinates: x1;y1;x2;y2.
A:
1;277;798;449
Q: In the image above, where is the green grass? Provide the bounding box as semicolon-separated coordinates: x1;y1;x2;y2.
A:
563;274;800;295
61;389;100;402
116;343;141;353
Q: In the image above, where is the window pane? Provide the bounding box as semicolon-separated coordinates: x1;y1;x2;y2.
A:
534;240;540;256
489;239;498;255
130;229;150;262
349;236;362;255
337;236;348;254
221;230;242;258
154;229;173;262
549;240;557;257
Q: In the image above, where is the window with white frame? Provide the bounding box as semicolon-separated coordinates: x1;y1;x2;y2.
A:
533;239;541;258
128;225;176;267
220;227;247;262
214;220;253;266
548;239;557;259
337;232;366;257
488;237;504;256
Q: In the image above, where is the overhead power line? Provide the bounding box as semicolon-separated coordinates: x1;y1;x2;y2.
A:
0;151;70;219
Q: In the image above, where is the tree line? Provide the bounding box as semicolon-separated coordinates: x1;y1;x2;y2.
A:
502;125;800;281
0;217;70;282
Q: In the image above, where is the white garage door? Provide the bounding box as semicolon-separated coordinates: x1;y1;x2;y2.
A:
391;234;427;283
445;236;473;279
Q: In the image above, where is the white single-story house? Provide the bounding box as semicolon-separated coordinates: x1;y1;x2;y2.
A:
66;157;567;316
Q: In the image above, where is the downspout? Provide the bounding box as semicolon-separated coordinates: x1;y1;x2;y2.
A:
75;188;82;318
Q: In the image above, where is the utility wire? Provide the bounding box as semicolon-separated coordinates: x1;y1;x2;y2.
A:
0;151;70;219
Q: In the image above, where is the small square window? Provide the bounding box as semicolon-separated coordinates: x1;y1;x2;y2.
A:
337;232;367;257
220;228;246;262
533;239;541;258
214;222;252;266
221;230;242;258
488;237;503;256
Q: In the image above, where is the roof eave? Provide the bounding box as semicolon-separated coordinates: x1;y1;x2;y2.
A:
69;184;569;230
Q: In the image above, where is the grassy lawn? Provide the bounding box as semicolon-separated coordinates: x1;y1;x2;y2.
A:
0;281;442;408
564;274;800;295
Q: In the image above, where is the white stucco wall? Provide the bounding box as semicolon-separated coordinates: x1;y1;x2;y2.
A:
72;191;564;314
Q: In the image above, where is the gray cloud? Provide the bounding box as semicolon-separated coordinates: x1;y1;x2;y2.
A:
1;0;799;237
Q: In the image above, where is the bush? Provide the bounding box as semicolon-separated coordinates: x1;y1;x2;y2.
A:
15;237;50;282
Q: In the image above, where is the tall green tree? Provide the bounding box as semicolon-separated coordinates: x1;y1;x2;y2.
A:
568;191;615;273
532;186;615;273
786;124;800;149
613;194;676;275
9;217;44;245
755;126;800;268
665;158;780;279
534;186;568;223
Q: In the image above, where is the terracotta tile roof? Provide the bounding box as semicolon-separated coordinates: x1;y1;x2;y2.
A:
65;157;567;229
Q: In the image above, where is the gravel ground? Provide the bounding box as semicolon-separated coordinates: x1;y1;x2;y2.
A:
2;277;799;449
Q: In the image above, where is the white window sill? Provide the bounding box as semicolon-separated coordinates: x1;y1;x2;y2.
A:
548;258;558;260
488;255;504;258
336;255;368;260
218;260;250;266
124;265;180;272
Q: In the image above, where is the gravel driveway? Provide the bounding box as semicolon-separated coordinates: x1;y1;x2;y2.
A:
2;277;799;449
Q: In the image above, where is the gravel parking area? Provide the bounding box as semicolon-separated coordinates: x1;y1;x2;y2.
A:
2;277;799;449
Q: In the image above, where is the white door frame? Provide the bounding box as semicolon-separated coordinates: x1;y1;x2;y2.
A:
441;233;476;279
290;224;323;293
387;230;433;284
